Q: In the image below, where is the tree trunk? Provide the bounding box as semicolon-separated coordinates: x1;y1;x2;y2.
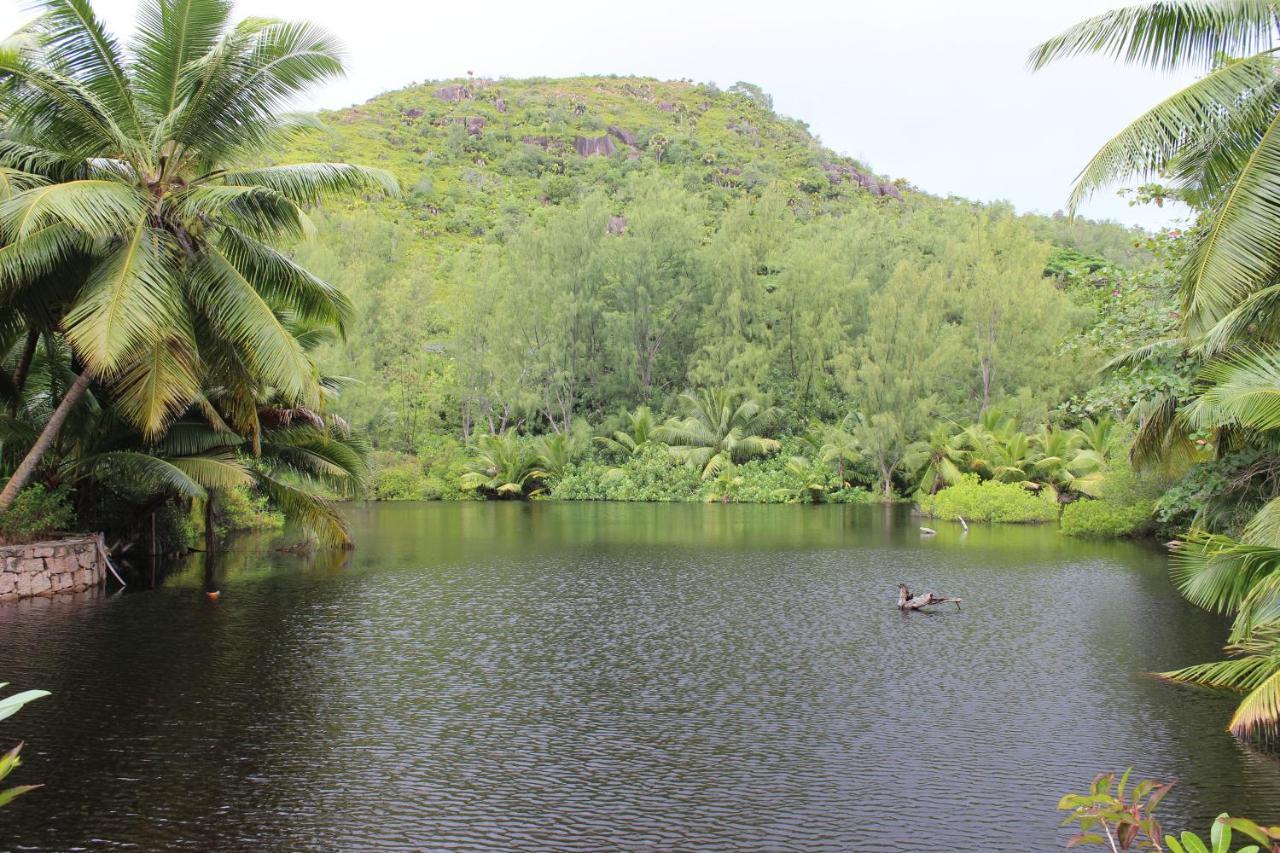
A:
0;369;92;512
205;490;217;554
9;328;39;410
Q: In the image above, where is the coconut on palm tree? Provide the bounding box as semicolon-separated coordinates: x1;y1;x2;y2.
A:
0;0;396;512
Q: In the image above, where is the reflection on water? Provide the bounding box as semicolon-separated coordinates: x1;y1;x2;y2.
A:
2;502;1279;851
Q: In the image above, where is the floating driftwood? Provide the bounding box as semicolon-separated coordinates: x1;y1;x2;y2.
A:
919;526;937;536
898;583;962;611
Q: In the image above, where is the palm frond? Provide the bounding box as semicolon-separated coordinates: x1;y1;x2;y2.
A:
109;330;203;437
0;179;146;240
37;0;142;137
1188;347;1280;431
0;45;136;160
63;218;182;374
168;183;314;240
1053;54;1277;213
170;19;345;165
0;223;88;295
1170;532;1280;615
153;420;239;455
190;243;320;405
1180;101;1280;332
219;162;399;205
1029;1;1280;72
0;167;49;200
214;227;352;331
255;468;351;547
130;0;233;118
70;448;248;497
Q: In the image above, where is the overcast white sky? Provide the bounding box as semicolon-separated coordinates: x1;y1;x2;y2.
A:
0;0;1200;229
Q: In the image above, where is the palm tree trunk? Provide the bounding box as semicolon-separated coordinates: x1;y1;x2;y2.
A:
0;369;92;512
205;489;217;554
10;328;39;410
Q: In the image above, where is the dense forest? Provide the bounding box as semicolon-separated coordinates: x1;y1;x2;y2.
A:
264;75;1174;519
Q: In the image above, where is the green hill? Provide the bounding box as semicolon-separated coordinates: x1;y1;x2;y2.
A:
271;75;1151;472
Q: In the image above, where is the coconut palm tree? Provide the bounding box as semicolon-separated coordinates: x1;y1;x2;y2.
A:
0;0;397;511
4;319;371;546
653;389;780;480
1033;1;1280;738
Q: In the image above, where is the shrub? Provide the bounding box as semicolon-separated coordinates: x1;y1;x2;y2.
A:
917;475;1058;524
1060;498;1150;538
1060;464;1156;538
552;444;702;502
373;458;429;500
416;436;475;501
0;485;75;544
217;485;284;533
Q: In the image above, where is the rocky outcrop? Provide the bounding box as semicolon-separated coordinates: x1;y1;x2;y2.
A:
822;163;904;199
607;215;628;235
436;116;487;135
0;536;106;602
607;125;638;146
573;135;616;157
436;85;472;102
494;97;508;113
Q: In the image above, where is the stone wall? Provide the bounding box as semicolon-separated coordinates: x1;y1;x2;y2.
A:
0;536;105;602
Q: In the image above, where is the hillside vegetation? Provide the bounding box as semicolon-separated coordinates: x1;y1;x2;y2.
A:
271;75;1153;499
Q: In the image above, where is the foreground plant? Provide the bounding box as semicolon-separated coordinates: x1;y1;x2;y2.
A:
0;683;49;809
1059;769;1280;852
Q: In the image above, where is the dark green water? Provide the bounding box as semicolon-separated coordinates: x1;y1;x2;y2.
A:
3;502;1280;851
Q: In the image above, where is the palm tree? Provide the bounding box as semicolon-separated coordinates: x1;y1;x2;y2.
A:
1032;1;1280;738
0;291;369;547
1030;425;1104;500
653;389;780;479
806;415;863;487
534;431;585;480
0;0;397;511
459;430;546;498
1030;2;1280;339
904;423;969;495
595;405;658;457
775;456;833;504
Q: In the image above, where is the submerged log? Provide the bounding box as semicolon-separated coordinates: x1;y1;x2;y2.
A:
897;583;962;611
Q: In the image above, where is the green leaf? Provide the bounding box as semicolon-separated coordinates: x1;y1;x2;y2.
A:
0;689;49;723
